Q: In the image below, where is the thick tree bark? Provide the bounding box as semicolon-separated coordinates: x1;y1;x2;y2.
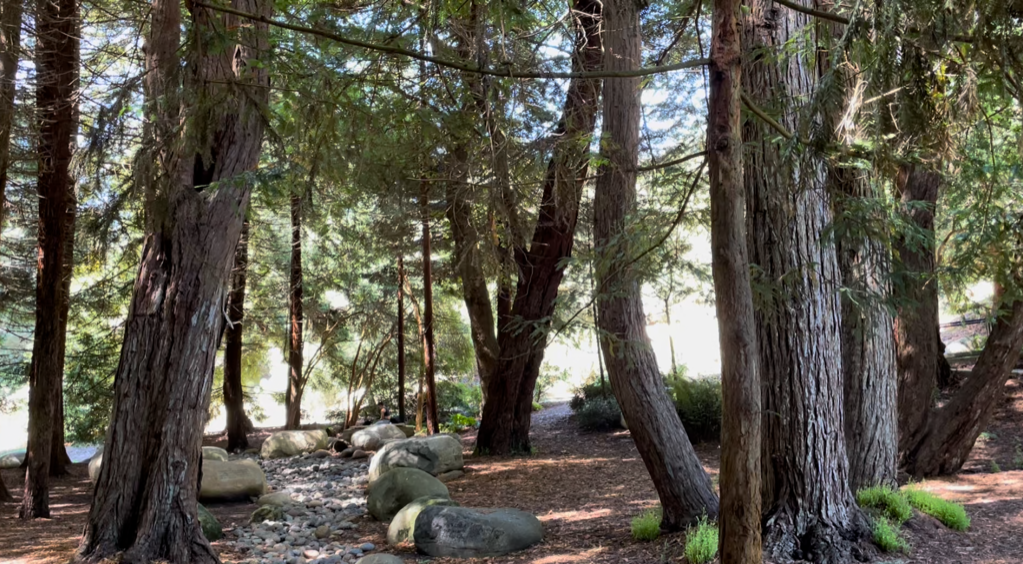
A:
894;165;942;454
708;0;762;557
476;0;602;454
420;182;439;434
0;473;12;502
593;0;719;531
286;191;304;430
902;296;1023;476
21;0;77;519
742;0;867;560
224;219;250;451
397;255;407;422
0;0;23;243
75;0;269;560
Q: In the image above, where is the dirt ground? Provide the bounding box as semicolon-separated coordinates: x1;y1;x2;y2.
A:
3;378;1023;564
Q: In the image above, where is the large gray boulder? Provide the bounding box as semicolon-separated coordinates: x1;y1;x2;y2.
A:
387;495;459;545
369;435;463;483
355;556;405;564
260;429;328;459
367;467;449;521
198;504;223;541
202;446;229;461
414;506;543;558
199;459;267;501
341;425;367;443
351;423;407;451
0;452;24;469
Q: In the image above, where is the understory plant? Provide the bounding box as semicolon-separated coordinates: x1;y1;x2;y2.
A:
872;516;910;553
683;517;718;564
904;489;971;531
669;375;722;443
631;506;661;541
856;485;913;524
575;396;622;431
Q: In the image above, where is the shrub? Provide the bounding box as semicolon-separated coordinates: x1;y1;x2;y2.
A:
872;517;910;553
440;413;478;434
631;506;661;541
684;517;719;564
904;489;970;531
436;381;481;416
532;401;544;412
569;394;586;411
990;459;1002;473
856;485;913;524
575;397;622;431
670;376;722;443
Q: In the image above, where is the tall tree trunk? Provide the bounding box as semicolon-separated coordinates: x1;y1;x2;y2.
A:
708;0;762;557
224;219;250;451
476;0;602;454
666;299;678;374
894;165;942;454
286;191;304;430
75;0;269;559
421;182;439;434
0;0;23;243
593;0;719;530
742;0;866;560
902;295;1023;476
0;473;11;502
21;0;78;519
397;254;406;422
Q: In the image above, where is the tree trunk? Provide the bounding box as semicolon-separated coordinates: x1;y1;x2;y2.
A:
902;296;1023;476
0;473;12;502
21;0;78;519
286;191;304;430
0;0;23;244
592;0;719;531
742;0;866;559
894;165;942;454
224;219;250;451
708;0;761;556
421;182;439;434
476;0;602;454
75;0;269;559
397;254;407;422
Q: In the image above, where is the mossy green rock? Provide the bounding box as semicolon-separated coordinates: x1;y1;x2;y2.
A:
202;446;230;461
198;504;223;541
260;429;329;459
387;495;459;545
368;467;449;521
250;504;284;523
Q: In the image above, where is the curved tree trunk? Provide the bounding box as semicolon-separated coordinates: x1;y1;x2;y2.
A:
21;0;78;519
0;0;23;244
286;191;304;430
708;0;762;556
74;0;269;559
224;219;250;451
476;0;602;454
593;0;719;531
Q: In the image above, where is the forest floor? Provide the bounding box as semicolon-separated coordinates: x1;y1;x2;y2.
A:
3;376;1023;564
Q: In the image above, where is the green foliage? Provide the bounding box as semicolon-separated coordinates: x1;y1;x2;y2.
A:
669;375;722;444
856;485;913;524
683;517;719;564
872;517;910;554
436;381;481;417
630;506;661;541
1013;442;1023;470
440;413;478;434
532;401;544;412
575;397;622;432
990;459;1001;473
904;489;970;531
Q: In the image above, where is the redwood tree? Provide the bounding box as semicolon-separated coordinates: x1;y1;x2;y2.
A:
285;190;304;430
0;0;22;242
21;0;78;519
75;0;270;559
592;0;719;530
421;182;439;433
396;254;407;422
224;219;251;451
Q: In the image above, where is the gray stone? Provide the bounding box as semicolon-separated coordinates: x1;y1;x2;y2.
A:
351;450;368;459
87;451;103;481
258;491;295;507
0;452;24;469
198;503;223;541
341;426;367;443
251;505;285;524
413;506;543;557
368;435;463;484
310;449;331;459
395;425;415;438
314;524;330;539
436;470;464;483
261;430;330;459
354;556;403;564
350;424;406;451
386;496;458;546
367;467;449;521
200;459;268;501
340;448;355;458
203;446;230;461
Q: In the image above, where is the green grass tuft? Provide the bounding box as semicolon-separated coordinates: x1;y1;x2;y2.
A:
872;516;910;553
990;459;1002;473
904;489;971;531
856;485;913;524
683;517;719;564
631;506;662;541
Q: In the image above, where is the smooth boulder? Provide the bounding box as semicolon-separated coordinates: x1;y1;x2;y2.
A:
341;426;367;443
396;424;416;438
387;495;459;545
257;490;294;507
352;423;407;451
203;446;229;461
0;452;24;469
355;556;405;564
260;429;329;459
199;459;267;501
250;504;284;524
88;451;103;481
198;504;223;541
367;467;449;521
369;435;463;483
414;506;543;558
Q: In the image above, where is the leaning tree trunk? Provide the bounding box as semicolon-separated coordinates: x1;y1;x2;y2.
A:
708;0;762;556
74;0;269;560
21;0;78;519
593;0;719;531
224;219;250;451
902;295;1023;476
286;191;304;430
894;165;942;454
742;0;867;560
421;182;440;434
0;0;23;243
476;0;602;454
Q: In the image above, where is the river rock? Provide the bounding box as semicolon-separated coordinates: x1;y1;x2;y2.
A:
368;435;463;483
199;459;268;501
341;426;367;443
257;490;294;507
0;452;24;469
356;556;404;564
202;446;230;461
260;429;329;459
198;503;223;541
367;467;450;521
387;495;459;545
250;504;284;523
351;424;406;451
413;506;543;557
